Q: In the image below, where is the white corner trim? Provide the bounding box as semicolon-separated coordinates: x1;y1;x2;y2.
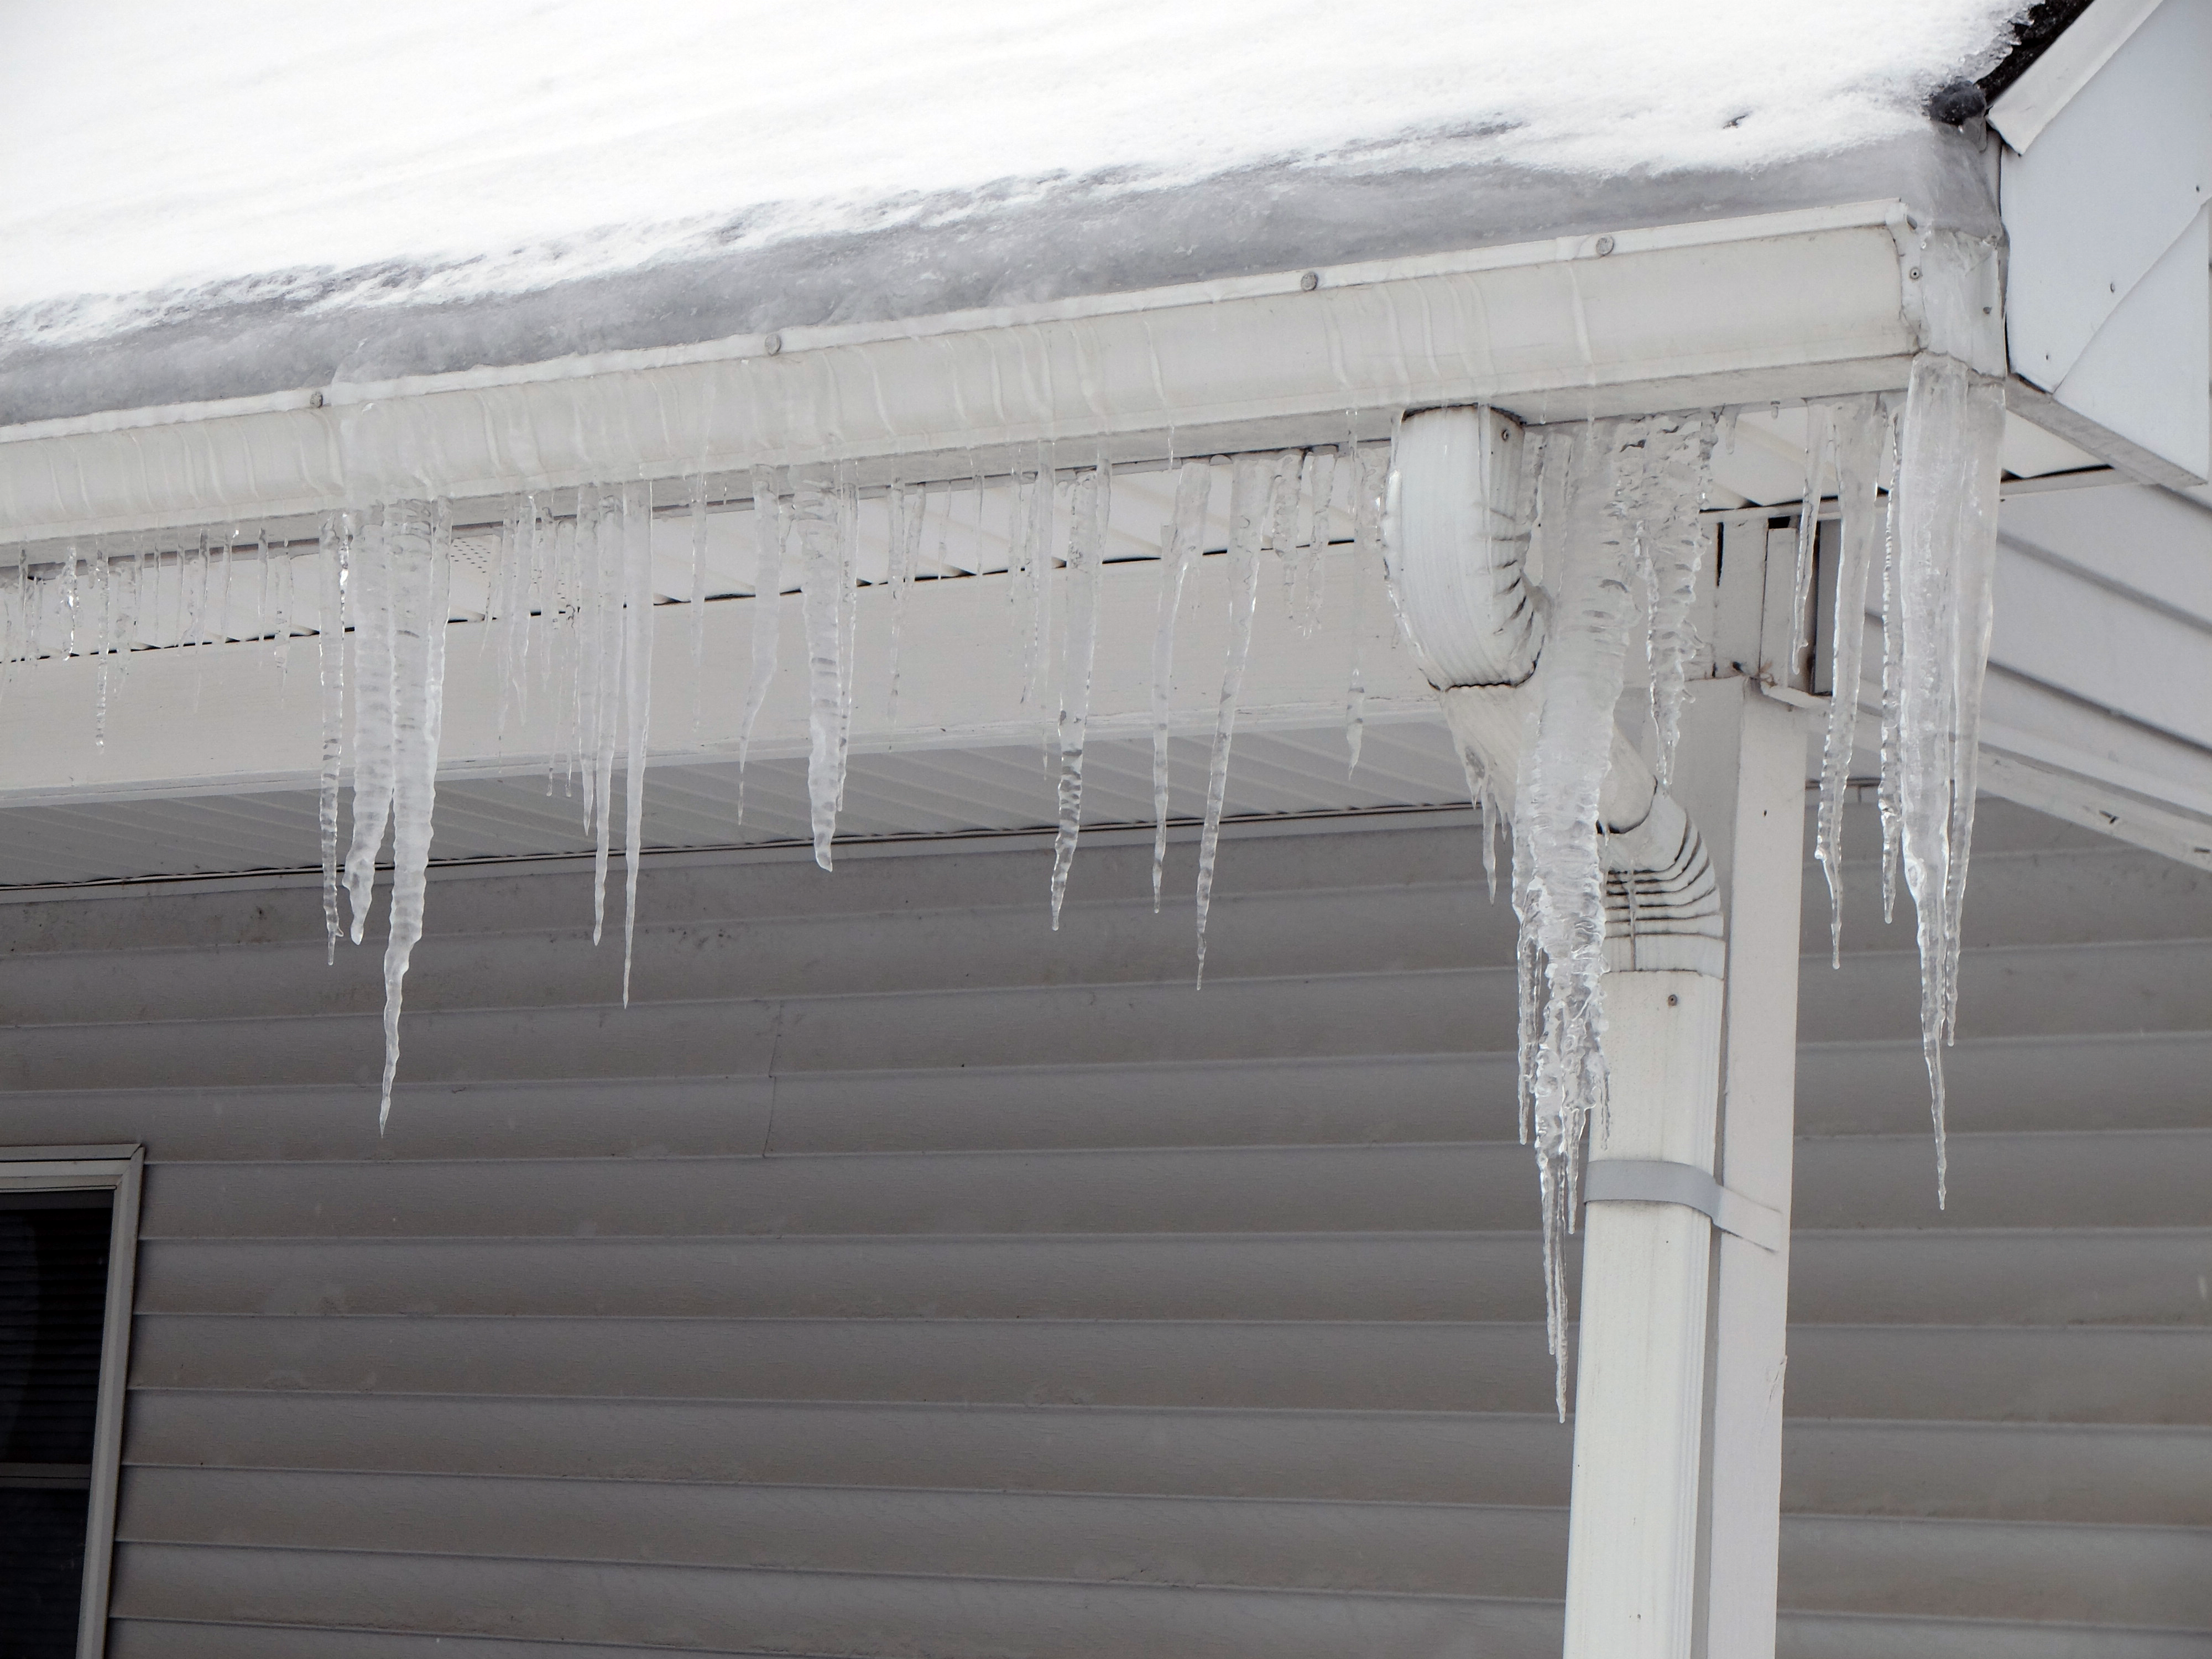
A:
1990;0;2166;154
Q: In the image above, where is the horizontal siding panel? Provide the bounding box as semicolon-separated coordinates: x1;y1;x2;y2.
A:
137;1143;1540;1240
1790;1132;2212;1230
125;1315;2212;1424
1777;1515;2212;1627
122;1391;1573;1504
0;1051;1507;1162
0;882;1511;1023
134;1233;1562;1321
109;1543;1563;1658
1776;1611;2212;1659
127;1316;1568;1414
1794;1032;2212;1136
116;1467;1568;1598
1785;1230;2212;1325
1792;941;2212;1044
0;968;1510;1092
1783;1420;2212;1526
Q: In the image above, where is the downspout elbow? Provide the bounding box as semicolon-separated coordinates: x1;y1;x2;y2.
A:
1387;406;1724;977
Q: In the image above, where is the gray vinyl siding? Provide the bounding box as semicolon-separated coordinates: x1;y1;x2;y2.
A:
0;807;2205;1657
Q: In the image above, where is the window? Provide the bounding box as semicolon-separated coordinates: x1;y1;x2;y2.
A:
1;1149;141;1659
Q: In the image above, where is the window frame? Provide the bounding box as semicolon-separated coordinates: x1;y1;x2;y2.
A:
1;1145;144;1659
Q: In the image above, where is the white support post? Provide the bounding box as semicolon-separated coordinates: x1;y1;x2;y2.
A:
1558;674;1807;1659
1563;970;1725;1658
1675;677;1809;1659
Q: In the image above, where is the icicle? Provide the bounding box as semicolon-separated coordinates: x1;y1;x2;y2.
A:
1790;404;1833;676
1513;419;1640;1407
271;533;294;676
255;530;272;643
377;500;451;1130
1815;395;1889;966
1023;455;1056;709
886;482;924;725
1195;454;1272;984
318;515;349;965
342;507;397;945
1344;431;1381;773
1265;449;1304;619
1627;413;1718;787
216;532;235;643
1890;354;2005;1206
833;472;860;813
1480;778;1500;902
620;481;656;1006
795;476;846;869
1296;447;1335;637
687;476;710;737
60;541;80;658
90;545;112;745
1877;404;1907;926
1149;460;1213;911
737;469;784;822
493;498;532;738
587;489;628;943
1051;463;1108;929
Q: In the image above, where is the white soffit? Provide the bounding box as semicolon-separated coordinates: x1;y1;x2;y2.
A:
0;201;2000;545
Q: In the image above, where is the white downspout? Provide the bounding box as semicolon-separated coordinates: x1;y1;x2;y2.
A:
1385;405;1766;1659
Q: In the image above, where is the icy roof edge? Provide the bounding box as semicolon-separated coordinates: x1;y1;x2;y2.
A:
1;127;1999;431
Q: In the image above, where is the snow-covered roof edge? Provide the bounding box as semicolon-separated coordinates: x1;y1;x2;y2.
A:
2;128;1999;430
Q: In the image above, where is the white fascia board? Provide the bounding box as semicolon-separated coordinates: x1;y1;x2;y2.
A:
1988;0;2166;154
0;200;1993;546
0;545;1434;807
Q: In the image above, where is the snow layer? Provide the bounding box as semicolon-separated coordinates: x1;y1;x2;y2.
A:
6;0;2022;340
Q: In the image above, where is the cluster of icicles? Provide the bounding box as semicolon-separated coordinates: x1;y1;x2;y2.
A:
6;364;2002;1301
1484;356;2002;1393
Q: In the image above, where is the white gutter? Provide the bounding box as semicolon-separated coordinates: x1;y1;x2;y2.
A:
1;200;2000;545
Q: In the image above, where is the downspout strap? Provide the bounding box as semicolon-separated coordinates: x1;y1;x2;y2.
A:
1583;1159;1785;1253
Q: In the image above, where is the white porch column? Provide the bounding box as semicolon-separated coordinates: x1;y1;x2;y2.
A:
1559;675;1807;1659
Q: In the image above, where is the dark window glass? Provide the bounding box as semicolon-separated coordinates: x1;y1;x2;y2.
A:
1;1192;113;1659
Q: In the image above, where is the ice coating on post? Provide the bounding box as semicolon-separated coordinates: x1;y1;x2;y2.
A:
342;508;397;945
1266;449;1306;625
796;478;847;869
1297;447;1335;637
737;472;784;822
1514;419;1639;1405
317;515;348;964
377;501;450;1130
1051;465;1108;930
1815;395;1890;966
1892;354;2006;1204
620;481;657;1007
1625;413;1718;789
1149;460;1213;911
1195;453;1272;985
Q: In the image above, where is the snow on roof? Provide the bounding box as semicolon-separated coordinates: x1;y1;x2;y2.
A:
2;0;2026;419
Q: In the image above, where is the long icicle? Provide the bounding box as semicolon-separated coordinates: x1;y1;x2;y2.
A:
1344;435;1381;774
620;481;658;1006
795;476;846;869
1815;395;1889;966
1791;404;1833;682
1632;413;1719;789
687;475;710;738
317;514;349;963
1195;454;1272;985
737;469;784;823
587;488;628;943
1051;463;1108;929
377;499;451;1130
342;507;397;945
1293;448;1334;636
1891;353;2006;1206
1512;418;1640;1411
1149;459;1213;911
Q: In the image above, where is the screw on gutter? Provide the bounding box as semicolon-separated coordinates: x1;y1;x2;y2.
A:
1594;234;1615;257
1908;268;1921;280
1298;270;1319;291
763;332;783;356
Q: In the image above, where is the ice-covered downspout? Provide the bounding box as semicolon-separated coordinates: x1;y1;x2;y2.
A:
1387;405;1729;1659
